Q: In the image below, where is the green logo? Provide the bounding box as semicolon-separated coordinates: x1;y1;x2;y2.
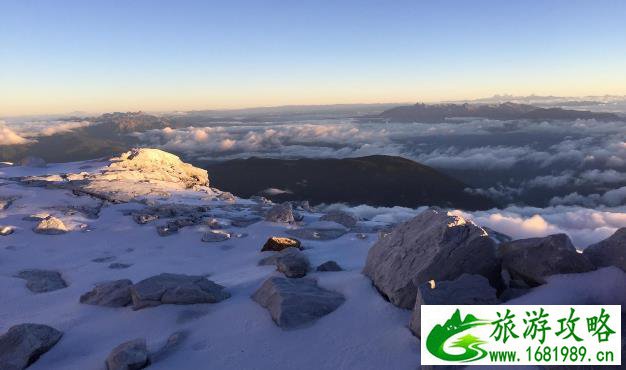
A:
426;309;490;363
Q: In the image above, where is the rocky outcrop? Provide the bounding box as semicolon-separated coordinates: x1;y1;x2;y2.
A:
316;261;343;272
252;277;345;328
130;273;230;310
265;203;295;224
261;236;301;252
362;208;500;309
319;211;358;228
105;338;149;370
0;324;63;370
584;228;626;272
500;234;595;287
15;270;67;293
33;216;68;235
408;274;499;336
80;279;133;307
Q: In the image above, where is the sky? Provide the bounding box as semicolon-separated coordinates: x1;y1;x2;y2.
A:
1;0;626;116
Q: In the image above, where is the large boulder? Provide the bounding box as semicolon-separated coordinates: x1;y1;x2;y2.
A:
265;203;295;224
80;279;133;307
319;210;358;228
584;228;626;272
252;277;345;328
500;234;595;287
130;273;230;310
105;338;149;370
276;250;310;278
0;323;63;370
261;236;301;252
15;270;67;293
362;208;500;309
33;216;68;235
408;274;499;337
258;247;302;266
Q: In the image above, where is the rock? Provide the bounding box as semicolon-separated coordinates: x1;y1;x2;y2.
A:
229;216;261;228
0;324;63;370
362;208;501;309
584;228;626;272
258;247;302;266
33;216;68;235
252;277;345;328
0;196;18;210
483;227;513;244
19;156;46;167
265;203;295;224
206;218;228;229
320;210;358;228
156;225;178;237
15;270;67;293
80;279;133;307
316;261;343;272
22;213;50;221
0;226;14;236
286;221;348;241
130;273;230;310
217;191;236;202
132;214;158;225
166;217;200;229
261;236;301;252
109;263;133;269
276;250;310;278
500;234;595;287
408;274;499;337
201;230;231;242
355;233;368;240
105;338;149;370
149;331;188;363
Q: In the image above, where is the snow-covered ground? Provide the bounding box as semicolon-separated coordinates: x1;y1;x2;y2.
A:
1;153;625;370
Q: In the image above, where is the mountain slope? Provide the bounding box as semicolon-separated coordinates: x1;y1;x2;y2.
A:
201;155;496;210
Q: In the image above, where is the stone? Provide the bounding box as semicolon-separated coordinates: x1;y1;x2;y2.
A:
105;338;149;370
0;226;14;236
22;213;50;221
0;196;18;210
132;214;158;225
258;247;302;266
261;236;301;252
316;261;343;272
408;274;499;336
229;216;261;228
500;234;595;287
217;191;236;202
362;208;501;309
584;228;626;272
130;273;230;310
0;323;63;370
15;270;67;293
33;216;68;235
251;277;345;329
201;230;231;242
265;203;295;224
156;225;178;237
276;250;310;278
206;218;228;229
80;279;133;307
319;210;358;228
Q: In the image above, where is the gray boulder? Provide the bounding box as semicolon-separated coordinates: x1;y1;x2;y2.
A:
0;323;63;370
265;203;295;224
362;208;501;309
33;216;68;235
408;274;499;337
105;338;149;370
261;236;301;252
276;250;310;278
15;270;67;293
130;273;230;310
500;234;595;287
252;277;345;328
320;210;358;228
584;228;626;272
258;247;302;266
80;279;133;307
316;261;343;272
201;230;231;242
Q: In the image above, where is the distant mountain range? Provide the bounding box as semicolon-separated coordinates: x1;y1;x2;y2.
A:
199;155;496;210
375;102;622;123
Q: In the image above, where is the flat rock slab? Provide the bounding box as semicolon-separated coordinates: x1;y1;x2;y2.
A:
130;273;230;310
252;277;345;329
15;270;67;293
105;338;149;370
201;230;231;242
584;227;626;272
261;236;301;252
409;274;499;336
363;208;500;309
500;234;595;287
80;279;133;307
33;216;68;235
0;323;63;370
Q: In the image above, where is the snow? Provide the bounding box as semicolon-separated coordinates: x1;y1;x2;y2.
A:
0;157;624;369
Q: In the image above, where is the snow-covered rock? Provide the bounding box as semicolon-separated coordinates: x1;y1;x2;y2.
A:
316;260;343;272
201;230;231;242
0;225;14;236
500;234;595;287
264;203;295;224
105;338;149;370
408;274;499;337
130;273;230;310
276;250;310;278
33;216;69;235
319;210;358;228
584;227;626;272
0;324;63;370
80;279;133;307
362;208;501;309
251;277;345;329
15;270;67;293
261;236;301;252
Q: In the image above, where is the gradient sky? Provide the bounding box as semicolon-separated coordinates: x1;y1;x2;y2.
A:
1;0;626;115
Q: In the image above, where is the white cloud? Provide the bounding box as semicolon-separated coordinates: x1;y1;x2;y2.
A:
0;122;31;145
